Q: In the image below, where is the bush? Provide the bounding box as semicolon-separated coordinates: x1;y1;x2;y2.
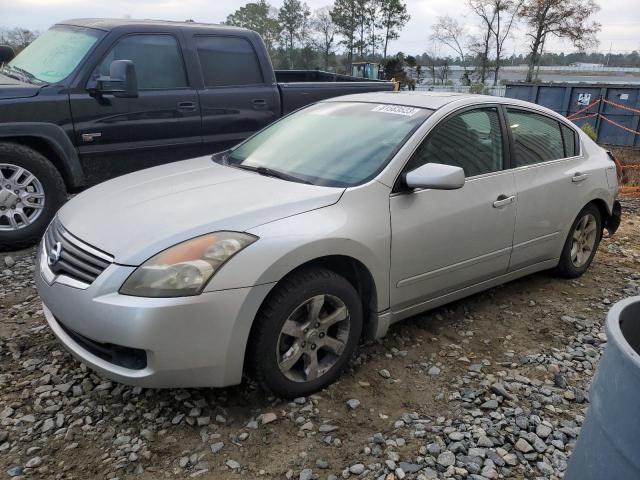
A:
469;82;484;94
469;82;490;95
580;123;597;141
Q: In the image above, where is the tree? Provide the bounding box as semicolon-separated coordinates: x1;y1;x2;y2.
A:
422;42;442;84
520;0;601;82
367;0;380;58
354;0;370;60
381;55;403;78
0;28;38;53
278;0;311;68
415;64;423;83
378;0;410;59
331;0;359;65
468;0;498;83
311;7;337;70
430;16;470;75
225;1;281;53
491;0;523;85
469;0;522;85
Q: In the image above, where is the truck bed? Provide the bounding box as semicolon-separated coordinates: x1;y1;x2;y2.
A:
275;70;388;83
275;70;395;114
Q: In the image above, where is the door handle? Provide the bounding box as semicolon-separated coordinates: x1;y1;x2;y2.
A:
572;172;589;183
177;101;197;112
252;98;268;110
493;194;516;208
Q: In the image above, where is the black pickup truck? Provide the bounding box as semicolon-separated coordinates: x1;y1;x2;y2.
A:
0;18;393;249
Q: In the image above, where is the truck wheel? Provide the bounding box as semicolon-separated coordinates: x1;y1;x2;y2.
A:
0;142;67;251
555;204;602;278
248;267;363;398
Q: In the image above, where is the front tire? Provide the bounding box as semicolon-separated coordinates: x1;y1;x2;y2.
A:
555;204;602;278
248;267;363;398
0;143;67;251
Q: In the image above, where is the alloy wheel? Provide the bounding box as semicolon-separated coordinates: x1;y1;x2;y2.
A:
0;163;45;231
276;294;351;383
570;213;598;267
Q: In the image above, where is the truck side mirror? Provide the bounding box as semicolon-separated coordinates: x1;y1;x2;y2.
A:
95;59;138;98
0;45;16;64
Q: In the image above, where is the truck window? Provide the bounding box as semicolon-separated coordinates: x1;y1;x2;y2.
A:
195;36;264;87
97;34;188;90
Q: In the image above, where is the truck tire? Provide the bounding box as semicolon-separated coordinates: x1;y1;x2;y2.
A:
0;142;67;251
248;267;363;398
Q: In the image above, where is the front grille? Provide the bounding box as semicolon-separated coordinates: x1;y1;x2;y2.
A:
57;319;147;370
44;218;113;285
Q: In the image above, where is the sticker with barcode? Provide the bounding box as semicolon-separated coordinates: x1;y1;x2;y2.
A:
371;104;420;116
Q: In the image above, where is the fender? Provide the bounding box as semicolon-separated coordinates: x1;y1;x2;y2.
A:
0;122;84;188
206;186;392;312
552;189;618;261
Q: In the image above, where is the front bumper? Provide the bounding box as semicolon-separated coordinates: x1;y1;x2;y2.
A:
35;242;274;388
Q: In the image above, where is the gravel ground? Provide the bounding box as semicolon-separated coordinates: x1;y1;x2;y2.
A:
1;199;639;480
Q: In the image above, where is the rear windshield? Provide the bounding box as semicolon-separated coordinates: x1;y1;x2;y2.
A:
220;102;431;187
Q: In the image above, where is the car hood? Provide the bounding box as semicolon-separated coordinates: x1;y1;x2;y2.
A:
0;72;41;99
58;156;344;265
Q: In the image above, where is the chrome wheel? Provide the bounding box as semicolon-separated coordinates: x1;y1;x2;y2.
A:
570;213;598;267
0;164;45;231
276;294;350;383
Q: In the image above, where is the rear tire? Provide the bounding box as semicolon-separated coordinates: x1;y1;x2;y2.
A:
0;142;67;251
555;204;602;278
248;267;363;398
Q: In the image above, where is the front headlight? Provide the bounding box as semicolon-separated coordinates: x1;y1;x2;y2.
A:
120;232;257;297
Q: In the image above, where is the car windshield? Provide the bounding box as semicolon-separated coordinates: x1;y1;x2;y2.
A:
4;25;104;84
221;101;431;187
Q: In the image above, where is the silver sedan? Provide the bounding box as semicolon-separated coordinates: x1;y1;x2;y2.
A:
35;92;621;397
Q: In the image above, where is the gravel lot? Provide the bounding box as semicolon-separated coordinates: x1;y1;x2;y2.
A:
1;199;639;480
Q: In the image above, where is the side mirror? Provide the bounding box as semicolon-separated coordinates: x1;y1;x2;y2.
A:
0;45;15;64
95;59;138;98
404;163;465;190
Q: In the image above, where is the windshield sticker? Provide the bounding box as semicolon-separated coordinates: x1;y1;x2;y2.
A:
371;104;420;116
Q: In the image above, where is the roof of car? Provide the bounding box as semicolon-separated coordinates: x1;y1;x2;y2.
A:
57;18;245;33
326;91;579;131
325;91;498;110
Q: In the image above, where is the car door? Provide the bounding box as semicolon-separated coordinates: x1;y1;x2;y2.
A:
390;106;517;312
191;35;279;154
70;33;202;183
505;107;589;271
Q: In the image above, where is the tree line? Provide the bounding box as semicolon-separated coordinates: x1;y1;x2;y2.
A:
224;0;410;71
224;0;630;84
2;0;639;85
428;0;603;84
0;28;39;54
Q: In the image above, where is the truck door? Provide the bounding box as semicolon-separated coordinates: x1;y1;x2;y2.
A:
70;33;202;183
190;35;279;154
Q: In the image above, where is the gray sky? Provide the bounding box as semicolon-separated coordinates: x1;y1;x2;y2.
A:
1;0;638;56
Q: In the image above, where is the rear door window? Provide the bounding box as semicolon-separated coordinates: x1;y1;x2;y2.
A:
560;124;577;157
196;36;264;87
506;109;565;167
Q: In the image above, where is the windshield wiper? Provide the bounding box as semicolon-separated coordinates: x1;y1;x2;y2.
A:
0;65;24;82
11;65;36;82
232;163;313;185
1;64;44;85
